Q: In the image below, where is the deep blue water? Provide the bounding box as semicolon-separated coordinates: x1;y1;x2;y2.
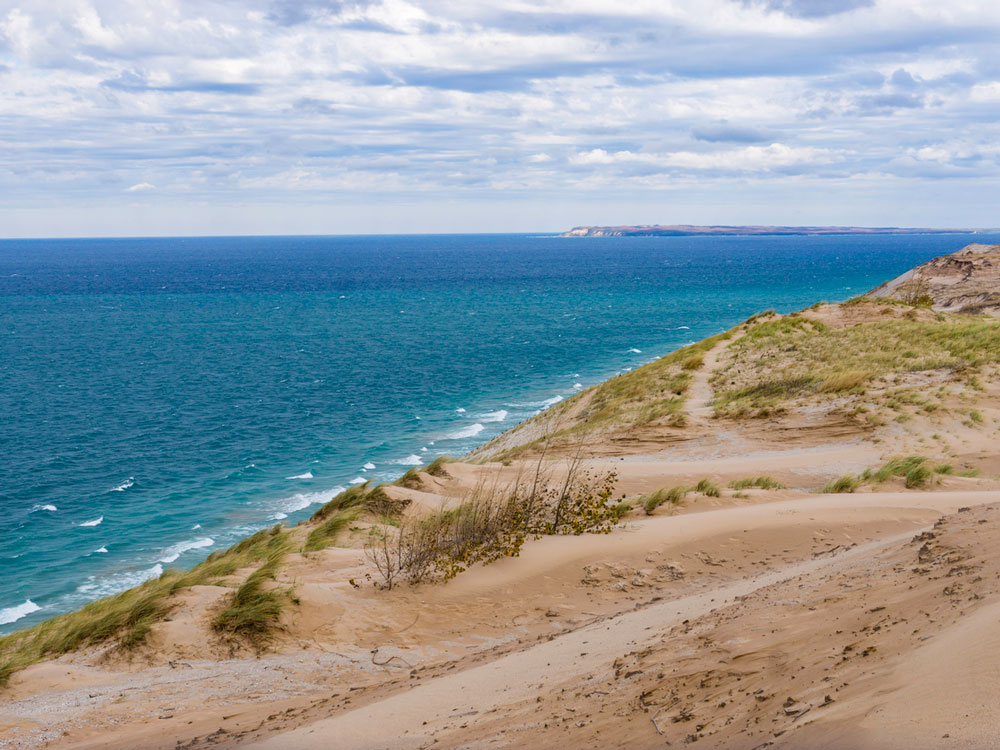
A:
2;232;997;632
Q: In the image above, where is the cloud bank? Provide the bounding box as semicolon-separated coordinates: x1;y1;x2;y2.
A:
1;0;998;234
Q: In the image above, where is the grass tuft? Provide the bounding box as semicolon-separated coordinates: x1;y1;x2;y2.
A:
728;476;787;491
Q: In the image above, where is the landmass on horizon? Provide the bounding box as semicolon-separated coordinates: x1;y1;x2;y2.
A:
560;224;983;237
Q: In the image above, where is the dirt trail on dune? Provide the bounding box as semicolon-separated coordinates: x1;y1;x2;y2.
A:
686;331;739;421
244;532;918;750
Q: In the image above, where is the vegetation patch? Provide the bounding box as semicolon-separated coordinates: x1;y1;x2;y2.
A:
729;476;787;491
712;310;1000;418
366;455;621;588
0;524;291;686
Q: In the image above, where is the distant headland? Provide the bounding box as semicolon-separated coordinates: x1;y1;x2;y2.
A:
560;224;980;237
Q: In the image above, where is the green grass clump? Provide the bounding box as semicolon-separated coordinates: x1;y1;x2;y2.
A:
694;479;721;497
729;476;787;491
822;474;861;493
310;484;370;522
395;467;424;489
303;507;364;553
425;456;452;477
642;486;690;515
0;524;290;686
211;530;292;650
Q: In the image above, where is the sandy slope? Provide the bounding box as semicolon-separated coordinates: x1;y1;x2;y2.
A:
4;301;1000;749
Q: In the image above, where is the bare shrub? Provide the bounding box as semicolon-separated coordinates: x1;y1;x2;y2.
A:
365;444;620;589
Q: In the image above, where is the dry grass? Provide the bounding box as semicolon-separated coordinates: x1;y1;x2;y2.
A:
712;310;1000;418
367;450;621;588
0;524;291;686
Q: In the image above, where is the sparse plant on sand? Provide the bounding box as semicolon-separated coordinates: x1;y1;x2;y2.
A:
642;485;691;515
366;442;621;589
729;476;786;491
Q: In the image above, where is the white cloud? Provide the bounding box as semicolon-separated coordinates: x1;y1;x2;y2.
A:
0;0;997;233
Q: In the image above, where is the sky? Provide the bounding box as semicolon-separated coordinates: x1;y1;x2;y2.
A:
1;0;999;236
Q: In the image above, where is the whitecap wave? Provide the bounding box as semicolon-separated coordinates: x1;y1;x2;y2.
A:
676;325;690;330
270;512;288;521
446;423;485;440
277;488;344;514
628;348;642;353
394;454;423;466
540;395;563;407
95;546;108;554
31;504;57;513
573;383;583;390
287;471;314;480
363;462;376;470
0;599;41;626
349;476;366;485
109;477;134;492
76;565;163;599
192;524;202;530
481;410;508;423
79;516;103;527
158;538;214;564
456;407;466;413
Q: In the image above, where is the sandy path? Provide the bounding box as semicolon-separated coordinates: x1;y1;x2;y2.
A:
686;332;738;420
246;489;1000;750
244;532;918;750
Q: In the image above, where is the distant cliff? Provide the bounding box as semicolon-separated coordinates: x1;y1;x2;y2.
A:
560;224;978;237
866;243;1000;316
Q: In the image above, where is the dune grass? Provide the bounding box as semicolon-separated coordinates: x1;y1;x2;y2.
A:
0;524;291;686
712;310;1000;418
642;486;690;515
822;455;954;494
729;476;787;491
211;529;293;651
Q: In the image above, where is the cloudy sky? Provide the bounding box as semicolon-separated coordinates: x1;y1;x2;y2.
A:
2;0;999;236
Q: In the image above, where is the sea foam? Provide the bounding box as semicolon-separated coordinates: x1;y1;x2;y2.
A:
31;504;58;513
76;564;164;599
481;410;508;423
287;471;314;480
109;477;134;492
363;462;376;470
79;516;103;527
395;454;423;465
447;423;485;439
277;488;344;514
0;599;41;626
158;537;214;564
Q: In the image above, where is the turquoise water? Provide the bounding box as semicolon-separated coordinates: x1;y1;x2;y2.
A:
2;232;995;631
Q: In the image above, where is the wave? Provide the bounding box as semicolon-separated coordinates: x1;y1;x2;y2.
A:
394;454;423;465
158;537;214;564
0;599;41;626
31;504;57;513
95;546;108;553
628;348;642;353
676;325;690;330
277;488;345;514
76;564;163;599
287;471;314;480
573;383;583;390
480;410;508;423
363;462;376;470
349;476;367;485
79;516;103;527
270;512;288;520
109;477;134;492
456;407;466;413
447;423;485;440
